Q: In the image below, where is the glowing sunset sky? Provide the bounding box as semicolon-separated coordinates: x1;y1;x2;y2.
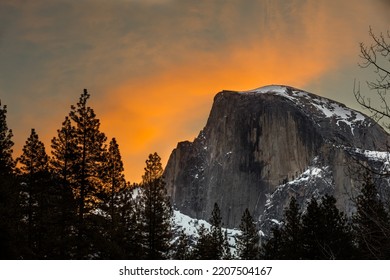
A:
0;0;389;182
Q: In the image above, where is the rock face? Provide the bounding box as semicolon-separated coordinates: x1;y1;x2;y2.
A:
164;85;390;229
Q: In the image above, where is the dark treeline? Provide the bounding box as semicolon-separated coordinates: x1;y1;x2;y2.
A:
0;90;173;259
262;175;390;259
1;90;390;259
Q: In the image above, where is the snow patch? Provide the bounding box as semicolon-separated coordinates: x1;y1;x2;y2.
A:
173;210;242;249
239;85;288;95
270;219;282;226
239;85;368;134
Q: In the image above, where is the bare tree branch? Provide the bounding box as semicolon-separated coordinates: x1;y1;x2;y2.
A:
354;27;390;129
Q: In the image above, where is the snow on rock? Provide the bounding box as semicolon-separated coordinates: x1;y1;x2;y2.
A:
239;85;368;134
261;163;334;235
239;85;288;95
348;147;390;172
270;219;282;226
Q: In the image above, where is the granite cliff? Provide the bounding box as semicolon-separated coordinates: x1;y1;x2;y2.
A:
164;85;390;229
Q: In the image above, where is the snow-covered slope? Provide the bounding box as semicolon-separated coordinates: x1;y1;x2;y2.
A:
173;210;242;251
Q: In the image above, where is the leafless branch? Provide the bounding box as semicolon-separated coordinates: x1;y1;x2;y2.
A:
354;27;390;129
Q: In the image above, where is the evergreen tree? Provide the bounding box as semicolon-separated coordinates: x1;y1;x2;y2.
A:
139;152;173;259
0;101;20;259
104;138;126;223
17;129;51;258
50;116;78;259
50;116;77;191
262;226;283;259
353;177;390;259
99;184;142;259
120;184;144;259
192;224;212;259
173;229;192;260
262;197;302;259
192;203;230;260
236;208;259;259
92;137;127;259
44;180;75;259
69;89;107;217
301;195;354;259
208;202;225;259
280;196;303;259
222;229;232;260
68;89;108;258
18;129;49;174
263;195;354;260
0;102;15;175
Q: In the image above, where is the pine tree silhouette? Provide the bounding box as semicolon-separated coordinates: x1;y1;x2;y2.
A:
104;138;126;225
50;116;78;258
51;89;108;258
18;129;51;258
173;229;192;260
280;196;303;259
301;195;354;259
236;208;259;259
0;101;20;259
0;102;15;175
138;152;173;259
353;176;390;259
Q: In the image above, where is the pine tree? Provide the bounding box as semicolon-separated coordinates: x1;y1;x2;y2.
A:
173;229;192;260
104;138;126;224
191;204;231;260
263;195;354;260
262;226;283;259
18;129;51;258
222;229;232;260
208;203;225;259
236;208;259;259
18;129;49;174
92;137;128;259
50;116;77;191
192;224;212;259
69;89;107;217
301;195;354;259
0;102;15;175
98;184;142;259
0;102;20;259
139;152;173;259
353;176;390;259
262;197;302;259
318;195;355;259
67;89;108;258
50;116;78;259
280;196;303;259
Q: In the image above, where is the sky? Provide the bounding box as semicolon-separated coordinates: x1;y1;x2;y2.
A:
0;0;389;183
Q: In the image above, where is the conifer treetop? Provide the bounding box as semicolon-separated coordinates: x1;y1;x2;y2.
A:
142;152;163;184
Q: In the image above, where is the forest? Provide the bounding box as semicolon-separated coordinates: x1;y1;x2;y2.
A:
1;88;390;260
